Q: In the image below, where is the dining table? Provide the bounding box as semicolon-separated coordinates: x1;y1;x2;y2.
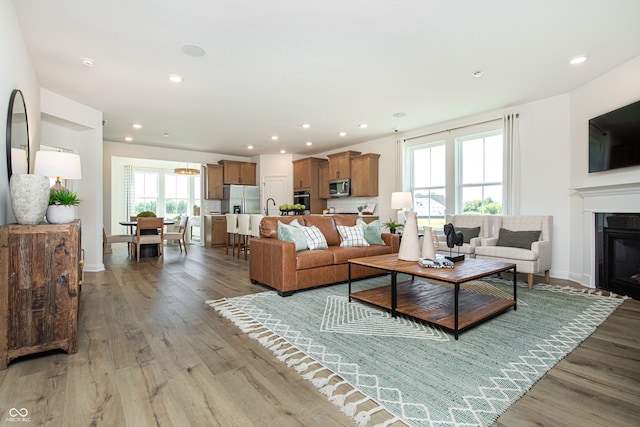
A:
119;219;175;258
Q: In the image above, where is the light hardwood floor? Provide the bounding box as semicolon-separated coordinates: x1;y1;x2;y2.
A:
1;244;638;426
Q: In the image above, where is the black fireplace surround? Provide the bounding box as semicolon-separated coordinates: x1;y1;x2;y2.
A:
595;213;640;300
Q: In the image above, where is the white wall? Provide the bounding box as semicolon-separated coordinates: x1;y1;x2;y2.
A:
40;89;104;272
0;0;40;225
568;56;640;285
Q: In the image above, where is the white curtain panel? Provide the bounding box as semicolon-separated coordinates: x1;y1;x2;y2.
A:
503;113;520;215
124;165;135;226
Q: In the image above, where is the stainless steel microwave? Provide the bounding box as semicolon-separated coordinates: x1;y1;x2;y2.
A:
329;179;350;197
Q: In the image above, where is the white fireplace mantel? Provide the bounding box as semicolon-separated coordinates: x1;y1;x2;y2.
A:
574;181;640;287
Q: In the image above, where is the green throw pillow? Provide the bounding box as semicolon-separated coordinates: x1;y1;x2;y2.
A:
356;218;385;245
454;226;480;244
277;219;308;251
496;228;541;250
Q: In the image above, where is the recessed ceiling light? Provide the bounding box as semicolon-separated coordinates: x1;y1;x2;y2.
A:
302;123;310;129
280;149;286;154
181;44;206;57
392;112;406;118
132;123;142;129
473;70;483;78
247;145;254;150
570;55;587;65
124;137;133;142
271;135;278;140
305;141;312;146
339;132;347;137
168;74;183;83
358;123;368;129
80;57;95;67
164;133;169;137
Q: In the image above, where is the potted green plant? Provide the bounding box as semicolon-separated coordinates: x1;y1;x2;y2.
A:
382;218;403;234
46;189;81;224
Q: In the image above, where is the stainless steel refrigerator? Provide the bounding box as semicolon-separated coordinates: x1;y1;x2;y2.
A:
221;185;260;214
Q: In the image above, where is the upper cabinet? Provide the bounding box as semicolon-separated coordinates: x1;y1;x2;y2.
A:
318;161;329;200
327;150;361;180
205;164;224;200
292;157;325;191
218;160;256;185
350;153;380;197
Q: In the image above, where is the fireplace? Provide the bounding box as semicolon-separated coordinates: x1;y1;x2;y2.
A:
595;213;640;299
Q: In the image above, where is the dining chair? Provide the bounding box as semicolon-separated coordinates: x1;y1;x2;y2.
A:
164;216;189;254
132;217;165;262
102;226;133;257
225;213;238;256
236;214;251;260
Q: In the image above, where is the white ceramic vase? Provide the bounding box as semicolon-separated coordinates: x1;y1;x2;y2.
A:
46;205;76;224
422;226;436;259
398;211;421;261
9;174;50;225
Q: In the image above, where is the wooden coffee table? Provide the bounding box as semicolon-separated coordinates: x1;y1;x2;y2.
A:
348;254;517;339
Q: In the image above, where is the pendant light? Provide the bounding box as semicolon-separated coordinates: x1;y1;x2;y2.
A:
174;163;200;175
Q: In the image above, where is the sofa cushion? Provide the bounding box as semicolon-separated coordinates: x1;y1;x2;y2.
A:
474;245;538;261
337;224;370;247
455;226;480;244
497;228;540;250
301;225;329;250
296;249;335;270
277;219;308;251
356;218;385;245
363;244;393;257
261;216;299;239
328;246;368;264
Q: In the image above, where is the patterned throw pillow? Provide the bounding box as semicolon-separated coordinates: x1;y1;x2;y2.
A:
337;224;370;247
277;219;308;251
301;225;329;250
356;218;385;245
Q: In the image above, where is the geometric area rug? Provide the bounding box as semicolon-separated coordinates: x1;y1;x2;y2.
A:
207;275;624;427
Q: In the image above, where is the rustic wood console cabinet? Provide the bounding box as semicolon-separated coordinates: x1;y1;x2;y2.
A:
0;220;81;370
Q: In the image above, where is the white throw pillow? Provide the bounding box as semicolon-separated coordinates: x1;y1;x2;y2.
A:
301;225;328;250
337;224;370;247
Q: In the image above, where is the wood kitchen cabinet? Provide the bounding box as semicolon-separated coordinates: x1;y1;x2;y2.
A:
218;160;256;185
0;220;82;370
351;153;380;197
205;215;227;247
327;150;361;180
293;157;325;190
205;164;224;199
318;161;329;199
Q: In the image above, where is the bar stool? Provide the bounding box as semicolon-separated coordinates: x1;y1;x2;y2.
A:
236;214;251;260
225;213;238;256
250;214;264;239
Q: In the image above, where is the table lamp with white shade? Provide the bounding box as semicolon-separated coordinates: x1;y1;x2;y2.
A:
391;191;412;225
34;150;82;190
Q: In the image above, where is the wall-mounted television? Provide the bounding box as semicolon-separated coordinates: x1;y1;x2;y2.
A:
589;99;640;173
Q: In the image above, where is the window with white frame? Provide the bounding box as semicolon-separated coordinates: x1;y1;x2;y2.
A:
457;131;503;215
133;168;200;218
404;121;504;228
411;142;447;227
134;171;159;214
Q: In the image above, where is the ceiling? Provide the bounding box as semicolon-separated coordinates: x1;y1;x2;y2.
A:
12;0;640;157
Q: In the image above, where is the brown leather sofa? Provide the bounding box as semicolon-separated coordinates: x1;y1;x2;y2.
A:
250;215;400;296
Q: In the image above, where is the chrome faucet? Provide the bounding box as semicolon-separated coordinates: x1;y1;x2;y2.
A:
265;198;276;216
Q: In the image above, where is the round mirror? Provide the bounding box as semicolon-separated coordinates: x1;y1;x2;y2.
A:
6;89;30;179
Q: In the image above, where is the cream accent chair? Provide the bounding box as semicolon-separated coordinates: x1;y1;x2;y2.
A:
474;215;553;290
436;214;491;258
